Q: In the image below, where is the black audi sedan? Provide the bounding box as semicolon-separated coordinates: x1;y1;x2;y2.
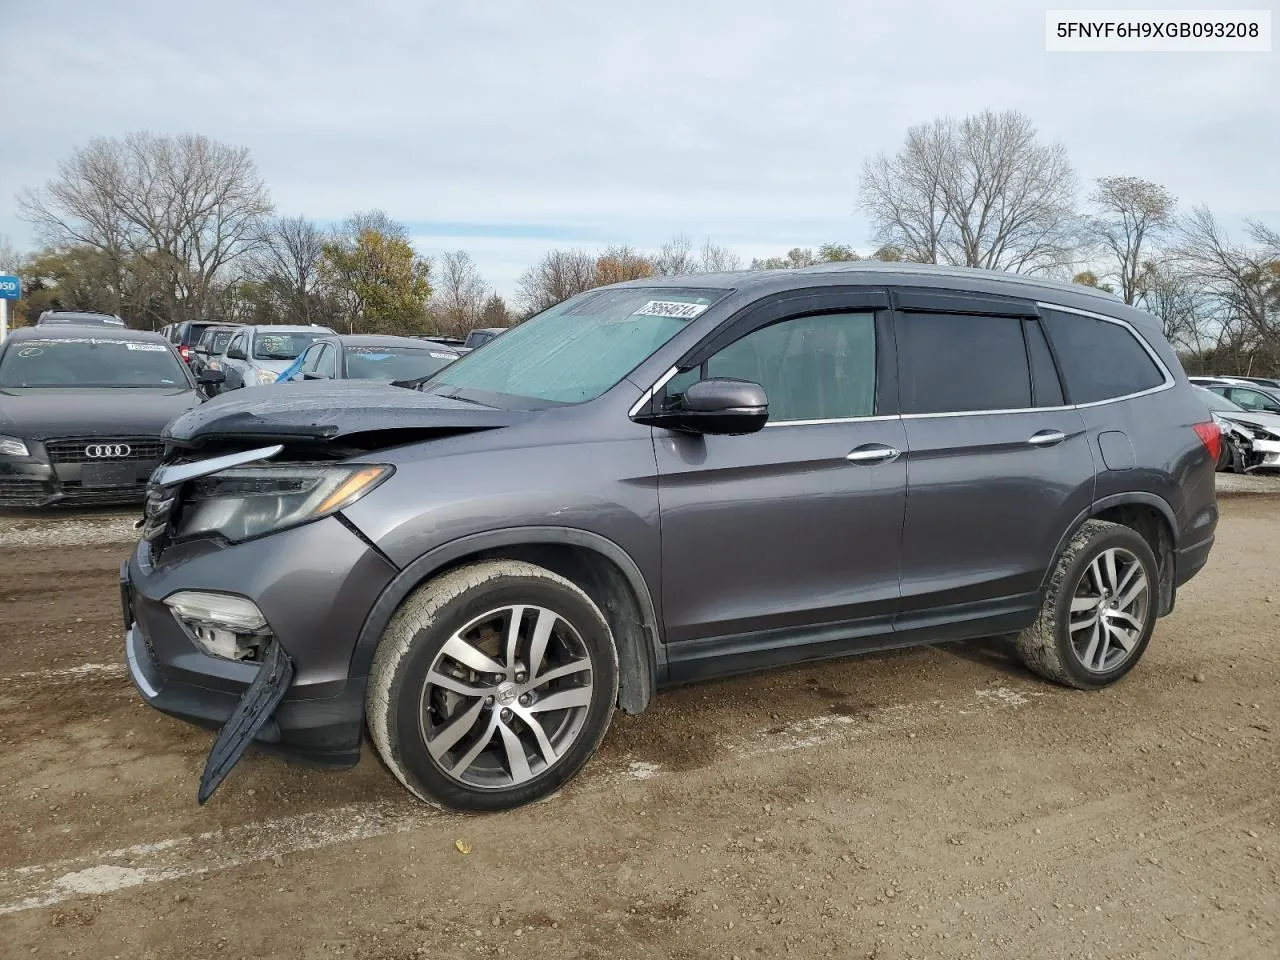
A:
0;326;222;507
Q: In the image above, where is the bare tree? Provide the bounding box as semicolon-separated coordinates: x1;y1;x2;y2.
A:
0;234;19;273
698;240;742;273
434;250;489;336
1088;177;1176;305
249;215;329;324
1176;207;1280;368
652;234;696;276
1134;260;1213;357
516;249;598;314
860;109;1079;274
19;132;273;322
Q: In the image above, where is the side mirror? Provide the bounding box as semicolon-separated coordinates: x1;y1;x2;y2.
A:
302;371;330;380
226;347;247;361
635;377;769;435
197;369;226;386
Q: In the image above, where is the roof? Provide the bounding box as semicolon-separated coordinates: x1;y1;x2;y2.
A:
335;334;458;351
246;324;335;334
611;261;1122;302
7;325;170;344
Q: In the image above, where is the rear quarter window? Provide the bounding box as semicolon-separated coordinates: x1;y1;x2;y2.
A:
1041;310;1166;404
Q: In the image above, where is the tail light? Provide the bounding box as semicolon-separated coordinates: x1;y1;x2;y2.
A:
179;344;190;361
1192;421;1222;462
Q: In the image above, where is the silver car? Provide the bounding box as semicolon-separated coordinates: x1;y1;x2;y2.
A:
208;324;335;389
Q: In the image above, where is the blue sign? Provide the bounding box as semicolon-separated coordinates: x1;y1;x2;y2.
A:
0;275;20;300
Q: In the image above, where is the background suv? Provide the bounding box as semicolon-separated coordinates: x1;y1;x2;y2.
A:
163;319;243;366
207;323;334;388
123;264;1219;811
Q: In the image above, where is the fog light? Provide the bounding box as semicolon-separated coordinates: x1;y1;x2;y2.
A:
166;590;271;662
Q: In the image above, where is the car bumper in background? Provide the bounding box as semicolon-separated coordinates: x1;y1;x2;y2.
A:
1250;438;1280;471
1;454;157;507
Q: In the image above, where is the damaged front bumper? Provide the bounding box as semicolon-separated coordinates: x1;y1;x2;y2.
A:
1248;438;1280;471
120;515;398;801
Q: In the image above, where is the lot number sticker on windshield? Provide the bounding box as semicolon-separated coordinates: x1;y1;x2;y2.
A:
632;300;709;320
126;343;169;352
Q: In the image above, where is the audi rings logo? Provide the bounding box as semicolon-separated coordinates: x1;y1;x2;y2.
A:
85;443;132;459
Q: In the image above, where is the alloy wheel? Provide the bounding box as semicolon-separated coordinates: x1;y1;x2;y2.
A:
1068;547;1150;673
418;605;594;789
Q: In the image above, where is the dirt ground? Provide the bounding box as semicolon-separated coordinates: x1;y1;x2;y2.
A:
0;492;1277;959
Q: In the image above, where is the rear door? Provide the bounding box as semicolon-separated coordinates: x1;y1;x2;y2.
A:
893;290;1094;632
653;288;907;666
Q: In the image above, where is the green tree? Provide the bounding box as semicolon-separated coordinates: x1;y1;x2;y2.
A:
817;242;860;262
321;227;432;334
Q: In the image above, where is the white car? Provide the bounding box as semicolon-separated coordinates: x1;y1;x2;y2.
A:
207;324;335;390
1196;386;1280;472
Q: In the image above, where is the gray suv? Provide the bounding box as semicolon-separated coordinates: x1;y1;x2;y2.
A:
122;264;1219;811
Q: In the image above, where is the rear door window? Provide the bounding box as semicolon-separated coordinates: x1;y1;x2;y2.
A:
1226;387;1280;413
897;313;1032;414
1041;310;1166;404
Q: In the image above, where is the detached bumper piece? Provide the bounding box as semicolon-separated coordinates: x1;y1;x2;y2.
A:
197;639;295;805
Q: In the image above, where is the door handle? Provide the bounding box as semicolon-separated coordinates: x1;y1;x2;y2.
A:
846;443;901;464
1027;429;1067;447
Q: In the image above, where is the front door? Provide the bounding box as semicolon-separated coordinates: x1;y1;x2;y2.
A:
653;291;907;672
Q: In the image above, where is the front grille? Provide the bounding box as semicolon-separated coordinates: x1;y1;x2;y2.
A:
0;479;47;506
45;438;166;465
61;486;148;505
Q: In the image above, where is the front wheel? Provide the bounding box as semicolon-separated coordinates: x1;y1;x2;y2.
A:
366;560;619;811
1014;520;1159;690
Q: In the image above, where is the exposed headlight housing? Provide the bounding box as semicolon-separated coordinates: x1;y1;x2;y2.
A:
174;463;393;543
0;435;29;457
166;590;269;661
256;368;279;385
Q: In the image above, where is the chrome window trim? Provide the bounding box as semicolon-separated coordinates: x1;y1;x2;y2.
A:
764;414;899;427
627;367;680;417
1034;301;1175;405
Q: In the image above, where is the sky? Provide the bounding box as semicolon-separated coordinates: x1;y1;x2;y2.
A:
1;0;1276;299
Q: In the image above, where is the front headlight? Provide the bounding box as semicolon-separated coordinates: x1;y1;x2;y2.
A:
256;368;279;385
0;435;29;457
174;463;393;542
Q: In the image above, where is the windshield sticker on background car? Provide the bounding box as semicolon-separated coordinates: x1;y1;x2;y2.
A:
16;347;44;358
126;343;169;352
429;352;455;359
17;337;138;347
631;300;709;320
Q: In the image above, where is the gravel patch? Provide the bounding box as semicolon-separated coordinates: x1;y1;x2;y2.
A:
1216;471;1280;495
0;513;140;548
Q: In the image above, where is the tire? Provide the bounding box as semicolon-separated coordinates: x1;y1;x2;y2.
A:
1014;520;1159;690
366;560;619;812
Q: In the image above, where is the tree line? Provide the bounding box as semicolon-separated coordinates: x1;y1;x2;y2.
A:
5;114;1278;374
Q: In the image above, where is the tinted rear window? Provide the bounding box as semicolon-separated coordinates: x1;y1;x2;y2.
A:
1041;311;1165;404
897;313;1031;414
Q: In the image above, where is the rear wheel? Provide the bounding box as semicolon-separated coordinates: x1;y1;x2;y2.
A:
1014;520;1159;690
366;561;619;811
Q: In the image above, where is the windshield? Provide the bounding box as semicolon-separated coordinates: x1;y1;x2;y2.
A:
0;337;187;388
425;287;729;406
345;346;458;380
200;330;236;354
1196;386;1245;412
253;331;325;360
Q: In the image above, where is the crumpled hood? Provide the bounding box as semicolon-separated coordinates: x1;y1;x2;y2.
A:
1217;409;1280;437
164;379;533;445
0;387;200;440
